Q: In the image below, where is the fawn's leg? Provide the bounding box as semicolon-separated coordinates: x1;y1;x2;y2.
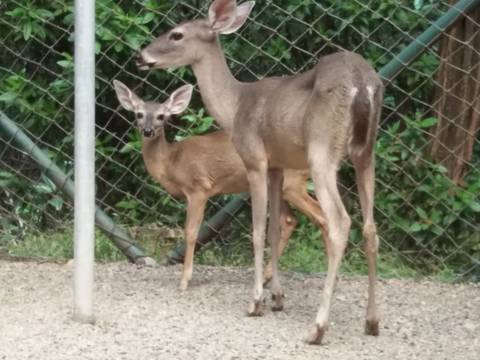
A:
264;200;297;285
180;193;207;291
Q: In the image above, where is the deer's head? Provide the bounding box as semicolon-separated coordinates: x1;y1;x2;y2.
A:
113;80;193;138
136;0;255;70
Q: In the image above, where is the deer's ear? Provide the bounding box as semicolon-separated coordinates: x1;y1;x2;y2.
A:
167;84;193;114
113;80;142;111
208;0;238;33
220;1;255;35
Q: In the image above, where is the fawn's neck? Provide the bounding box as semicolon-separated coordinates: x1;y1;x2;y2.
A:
141;128;170;168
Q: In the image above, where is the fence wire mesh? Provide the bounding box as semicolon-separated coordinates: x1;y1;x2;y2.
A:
0;0;479;280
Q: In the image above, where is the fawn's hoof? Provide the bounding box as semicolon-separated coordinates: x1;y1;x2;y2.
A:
263;274;272;287
263;266;273;286
135;256;157;267
271;293;284;312
247;299;265;317
306;325;326;345
179;279;189;292
365;319;380;336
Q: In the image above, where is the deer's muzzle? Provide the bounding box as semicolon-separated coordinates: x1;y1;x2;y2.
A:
143;128;155;137
135;52;155;70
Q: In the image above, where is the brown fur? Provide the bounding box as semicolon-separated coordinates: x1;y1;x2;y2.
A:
142;129;328;290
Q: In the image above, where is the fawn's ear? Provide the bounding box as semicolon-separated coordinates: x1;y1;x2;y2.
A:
113;80;142;111
208;0;238;33
166;84;193;114
219;1;255;35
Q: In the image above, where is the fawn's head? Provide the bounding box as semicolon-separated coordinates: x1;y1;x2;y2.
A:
136;0;255;70
113;80;193;138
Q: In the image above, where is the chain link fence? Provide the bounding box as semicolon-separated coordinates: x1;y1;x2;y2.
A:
1;0;479;280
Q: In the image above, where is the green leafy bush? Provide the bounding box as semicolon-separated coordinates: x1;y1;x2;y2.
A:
0;0;478;279
341;116;480;279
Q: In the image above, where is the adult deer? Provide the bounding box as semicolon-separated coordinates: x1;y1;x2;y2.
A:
113;80;327;291
137;0;383;343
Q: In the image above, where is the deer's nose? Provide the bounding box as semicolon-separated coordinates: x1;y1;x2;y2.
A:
143;128;154;137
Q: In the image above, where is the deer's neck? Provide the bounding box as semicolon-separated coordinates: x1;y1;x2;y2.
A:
141;128;170;171
192;40;241;133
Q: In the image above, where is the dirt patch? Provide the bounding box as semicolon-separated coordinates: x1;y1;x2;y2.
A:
1;261;479;359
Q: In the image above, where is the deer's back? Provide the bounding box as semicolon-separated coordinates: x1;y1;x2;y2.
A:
234;51;381;169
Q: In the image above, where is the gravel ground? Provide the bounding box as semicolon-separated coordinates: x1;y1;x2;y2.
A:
1;260;479;360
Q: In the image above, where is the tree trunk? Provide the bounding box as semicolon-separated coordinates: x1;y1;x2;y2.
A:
430;4;480;184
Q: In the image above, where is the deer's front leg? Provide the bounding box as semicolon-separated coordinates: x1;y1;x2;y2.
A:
246;164;268;316
267;169;285;311
180;193;207;291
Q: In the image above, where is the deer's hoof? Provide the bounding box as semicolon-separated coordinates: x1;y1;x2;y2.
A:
365;319;380;336
271;293;284;312
247;299;265;317
306;325;326;345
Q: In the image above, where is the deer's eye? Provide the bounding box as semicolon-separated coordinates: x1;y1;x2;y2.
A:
169;32;183;41
157;114;165;121
136;113;144;119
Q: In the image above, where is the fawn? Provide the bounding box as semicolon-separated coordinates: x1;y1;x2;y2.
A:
113;80;327;291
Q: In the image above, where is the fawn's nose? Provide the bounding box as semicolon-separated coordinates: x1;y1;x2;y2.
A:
134;52;144;66
143;128;154;137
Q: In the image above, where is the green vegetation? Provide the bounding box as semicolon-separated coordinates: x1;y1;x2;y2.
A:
3;228;123;262
196;217;423;280
2;225;180;262
0;1;478;281
198;116;480;281
2;223;457;283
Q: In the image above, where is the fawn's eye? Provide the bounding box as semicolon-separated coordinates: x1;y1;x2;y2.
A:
157;114;165;121
136;113;144;119
169;32;183;41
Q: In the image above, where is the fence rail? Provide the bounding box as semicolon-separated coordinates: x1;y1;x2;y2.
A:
0;0;479;280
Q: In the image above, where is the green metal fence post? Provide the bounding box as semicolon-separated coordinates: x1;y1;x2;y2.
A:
380;0;480;82
0;111;155;265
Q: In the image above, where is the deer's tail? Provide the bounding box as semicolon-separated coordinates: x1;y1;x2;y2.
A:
349;82;383;162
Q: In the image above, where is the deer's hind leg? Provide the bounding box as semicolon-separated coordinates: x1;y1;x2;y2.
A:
304;95;351;345
350;85;383;336
352;153;379;335
306;152;350;345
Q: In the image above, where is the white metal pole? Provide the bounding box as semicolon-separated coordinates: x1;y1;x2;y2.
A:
73;0;96;323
